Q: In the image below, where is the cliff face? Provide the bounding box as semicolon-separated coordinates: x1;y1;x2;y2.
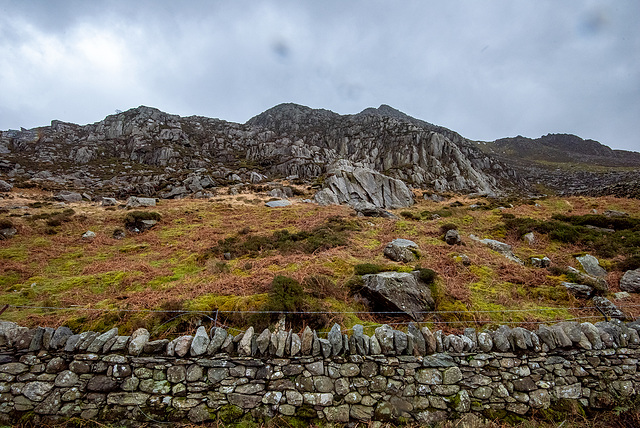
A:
0;103;636;200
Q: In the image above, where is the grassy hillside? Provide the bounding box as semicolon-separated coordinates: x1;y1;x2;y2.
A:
1;186;639;339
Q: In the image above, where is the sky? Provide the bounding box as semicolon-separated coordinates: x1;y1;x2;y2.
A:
0;1;638;152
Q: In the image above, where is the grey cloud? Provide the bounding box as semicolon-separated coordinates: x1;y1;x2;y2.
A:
0;0;638;151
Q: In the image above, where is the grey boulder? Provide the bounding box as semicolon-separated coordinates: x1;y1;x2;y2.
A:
620;269;640;293
362;271;435;321
383;239;419;263
576;254;607;279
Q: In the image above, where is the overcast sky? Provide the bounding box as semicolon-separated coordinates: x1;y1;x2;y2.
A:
1;1;638;152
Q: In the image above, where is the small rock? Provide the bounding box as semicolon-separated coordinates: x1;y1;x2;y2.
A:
444;229;461;245
126;196;156;207
190;326;210;356
523;232;535;246
55;191;82;203
620;269;640;293
265;199;291;208
0;180;13;192
82;231;96;240
562;282;593;299
453;254;471;266
531;257;551;268
383;239;420;263
101;197;118;206
603;210;628;218
614;291;632;300
128;328;150;355
593;296;626;320
576;254;607;279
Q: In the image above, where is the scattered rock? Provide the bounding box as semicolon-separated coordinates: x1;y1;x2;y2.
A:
603;210;628;218
469;235;523;264
562;282;593;299
0;180;13;192
0;226;17;240
531;257;551;268
383;239;419;263
453;254;471;266
55;191;82;203
112;229;126;239
350;201;397;218
620;269;640;293
593;296;627;320
362;271;435;321
576;254;607;279
265;199;291;208
614;292;631;300
126;196;156;207
444;229;461;245
101;197;118;206
523;232;535;246
82;231;96;240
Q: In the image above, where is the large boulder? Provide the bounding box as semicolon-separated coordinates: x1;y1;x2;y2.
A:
361;271;435;321
314;161;413;209
620;269;640;293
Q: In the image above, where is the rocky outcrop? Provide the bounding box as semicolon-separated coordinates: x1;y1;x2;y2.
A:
2;103;637;200
0;104;520;200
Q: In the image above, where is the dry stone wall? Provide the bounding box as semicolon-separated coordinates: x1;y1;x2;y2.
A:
1;319;640;425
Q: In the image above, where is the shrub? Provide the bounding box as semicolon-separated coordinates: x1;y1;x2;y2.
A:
200;217;357;260
439;223;458;235
354;263;383;275
617;255;640;272
400;211;421;221
302;274;335;298
266;275;304;313
0;219;13;229
416;268;437;285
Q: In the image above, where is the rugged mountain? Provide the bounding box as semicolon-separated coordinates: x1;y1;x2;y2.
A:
0;103;637;202
473;134;640;197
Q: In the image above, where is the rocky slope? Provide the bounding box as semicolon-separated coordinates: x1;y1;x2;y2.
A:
0;104;637;203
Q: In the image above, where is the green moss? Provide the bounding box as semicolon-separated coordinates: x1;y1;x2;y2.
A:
0;271;21;288
119;243;150;253
217;405;245;424
0;245;29;261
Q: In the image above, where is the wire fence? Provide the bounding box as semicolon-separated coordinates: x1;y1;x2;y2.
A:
4;303;637;336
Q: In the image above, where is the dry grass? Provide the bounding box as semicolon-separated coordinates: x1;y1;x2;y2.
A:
1;189;639;333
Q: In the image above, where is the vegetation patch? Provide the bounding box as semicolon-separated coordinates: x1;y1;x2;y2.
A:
501;214;640;258
200;216;360;260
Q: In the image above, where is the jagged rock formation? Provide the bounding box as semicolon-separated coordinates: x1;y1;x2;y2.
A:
314;161;414;209
0;103;637;202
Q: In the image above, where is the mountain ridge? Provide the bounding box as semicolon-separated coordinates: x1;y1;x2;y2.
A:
0;103;638;200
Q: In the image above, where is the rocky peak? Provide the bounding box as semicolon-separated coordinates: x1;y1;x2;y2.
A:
1;103;635;202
